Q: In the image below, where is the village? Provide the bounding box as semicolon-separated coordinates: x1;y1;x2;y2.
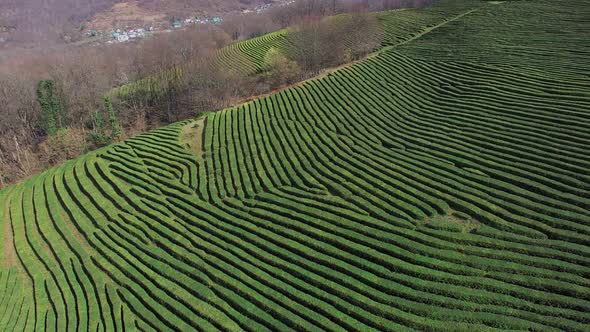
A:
85;0;296;45
89;15;223;44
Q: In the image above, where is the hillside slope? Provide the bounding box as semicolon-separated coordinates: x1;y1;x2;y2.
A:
1;0;590;330
0;0;264;47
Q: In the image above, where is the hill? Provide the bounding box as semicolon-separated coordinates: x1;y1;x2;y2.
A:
0;0;265;47
1;0;590;330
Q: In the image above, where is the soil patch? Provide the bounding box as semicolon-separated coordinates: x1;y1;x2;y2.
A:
88;1;165;31
2;191;17;268
180;118;206;156
420;210;481;234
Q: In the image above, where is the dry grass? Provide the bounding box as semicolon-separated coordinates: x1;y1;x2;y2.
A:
179;118;206;156
1;191;16;268
88;1;165;31
419;210;481;234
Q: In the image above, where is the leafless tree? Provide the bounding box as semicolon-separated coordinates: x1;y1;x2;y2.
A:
0;71;41;186
287;16;346;72
338;8;384;60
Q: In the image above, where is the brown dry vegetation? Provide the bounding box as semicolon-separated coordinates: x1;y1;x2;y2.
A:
87;1;166;31
179;118;206;156
2;194;17;268
0;0;268;48
0;0;430;189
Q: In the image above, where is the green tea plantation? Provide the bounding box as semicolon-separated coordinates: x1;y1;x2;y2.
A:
1;0;589;330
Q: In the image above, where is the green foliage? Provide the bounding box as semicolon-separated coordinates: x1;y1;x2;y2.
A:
105;96;121;140
263;47;286;68
262;47;302;87
88;109;109;147
2;1;590;331
87;97;121;147
36;80;65;135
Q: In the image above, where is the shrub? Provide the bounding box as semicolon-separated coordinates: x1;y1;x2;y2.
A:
38;128;88;165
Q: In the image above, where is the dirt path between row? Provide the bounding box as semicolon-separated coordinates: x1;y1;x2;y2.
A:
2;191;17;268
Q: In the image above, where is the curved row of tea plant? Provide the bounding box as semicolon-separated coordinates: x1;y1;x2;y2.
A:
110;2;475;99
1;0;588;330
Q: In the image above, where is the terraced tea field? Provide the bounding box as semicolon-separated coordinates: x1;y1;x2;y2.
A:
109;1;471;99
1;0;589;330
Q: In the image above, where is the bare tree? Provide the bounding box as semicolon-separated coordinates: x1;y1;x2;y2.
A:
339;9;384;60
0;71;42;187
287;16;347;72
262;47;302;89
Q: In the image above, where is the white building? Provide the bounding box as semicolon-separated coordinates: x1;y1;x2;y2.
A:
117;34;129;42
